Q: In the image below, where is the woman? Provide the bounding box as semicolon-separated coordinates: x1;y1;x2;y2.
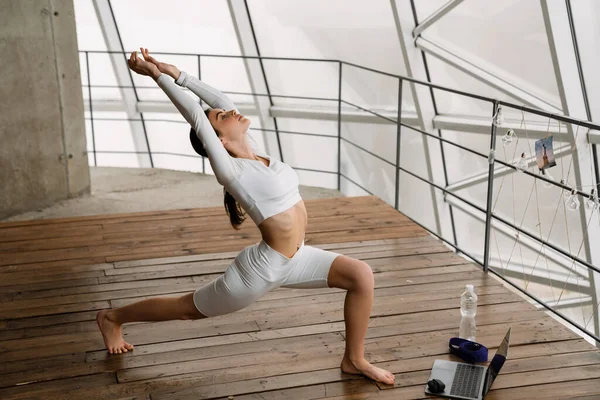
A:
96;48;395;385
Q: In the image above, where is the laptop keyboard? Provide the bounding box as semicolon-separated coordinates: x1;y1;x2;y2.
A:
450;363;485;399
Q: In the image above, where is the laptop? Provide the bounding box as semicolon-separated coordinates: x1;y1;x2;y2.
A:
425;328;511;400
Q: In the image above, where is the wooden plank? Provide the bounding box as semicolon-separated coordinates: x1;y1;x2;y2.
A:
374;353;600;398
0;320;260;362
0;300;110;320
253;292;523;331
0;277;100;295
116;333;349;384
0;196;383;240
108;270;500;307
0;333;346;388
0;285;509;344
0;197;402;266
87;302;543;364
1;279;215;315
485;378;600;400
0;352;85;375
102;246;450;280
99;206;399;238
0;245;93;267
366;313;575;343
114;250;241;269
0;234;105;253
96;216;413;253
493;364;600;390
5;310;103;330
0;321;101;342
0;373;117;400
0;205;228;230
11;277;193;301
0;225;103;244
500;351;600;374
0;257;107;274
316;236;437;251
146;340;599;400
367;320;579;364
0;269;106;288
99;254;473;286
105;226;427;263
111;275;501;311
108;236;443;269
8;333;591;400
0;261;111;277
214;384;330;400
220;380;377;400
0;289;522;362
86;322;349;363
6;279;484;333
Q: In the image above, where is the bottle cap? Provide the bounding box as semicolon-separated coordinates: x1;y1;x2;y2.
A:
466;284;474;292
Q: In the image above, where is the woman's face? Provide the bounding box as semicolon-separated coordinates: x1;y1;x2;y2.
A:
208;108;251;144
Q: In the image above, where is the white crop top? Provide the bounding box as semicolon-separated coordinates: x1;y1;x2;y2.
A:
156;71;302;225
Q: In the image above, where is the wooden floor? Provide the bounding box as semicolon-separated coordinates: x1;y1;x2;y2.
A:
1;196;599;400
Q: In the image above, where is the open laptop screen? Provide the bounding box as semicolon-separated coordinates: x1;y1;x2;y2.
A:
483;328;511;396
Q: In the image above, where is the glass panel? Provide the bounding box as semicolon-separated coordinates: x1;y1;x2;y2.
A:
246;0;407;74
341;142;396;206
90;112;137;152
571;0;600;187
74;0;107;51
297;169;337;191
279;124;338;173
143;114;197;159
430;57;551;122
151;153;203;173
110;0;242;55
451;206;486;266
572;0;600;120
424;1;560;105
200;57;254;105
343;121;397;166
342;64;414;113
246;0;411;114
84;53;122;101
262;59;340;108
96;153;140;168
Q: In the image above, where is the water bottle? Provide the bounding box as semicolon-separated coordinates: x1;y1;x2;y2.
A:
459;284;478;341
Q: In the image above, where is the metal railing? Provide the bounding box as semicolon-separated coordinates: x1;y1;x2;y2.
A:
80;50;600;344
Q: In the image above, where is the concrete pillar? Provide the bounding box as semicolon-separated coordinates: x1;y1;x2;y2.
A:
0;0;90;219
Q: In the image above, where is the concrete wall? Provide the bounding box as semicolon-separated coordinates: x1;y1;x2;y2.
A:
0;0;90;219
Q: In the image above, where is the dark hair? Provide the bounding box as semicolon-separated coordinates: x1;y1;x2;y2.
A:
189;109;246;229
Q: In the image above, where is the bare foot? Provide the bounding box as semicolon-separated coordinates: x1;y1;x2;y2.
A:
341;356;395;385
96;310;134;354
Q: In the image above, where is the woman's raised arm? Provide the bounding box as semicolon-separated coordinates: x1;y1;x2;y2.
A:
141;48;236;111
128;51;236;184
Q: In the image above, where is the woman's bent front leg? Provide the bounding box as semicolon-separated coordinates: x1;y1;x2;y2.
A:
327;255;396;385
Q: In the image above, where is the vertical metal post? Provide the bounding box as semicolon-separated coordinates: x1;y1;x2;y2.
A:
337;61;342;191
197;54;205;174
239;0;283;162
483;101;499;273
85;52;97;167
395;78;403;210
565;0;600;189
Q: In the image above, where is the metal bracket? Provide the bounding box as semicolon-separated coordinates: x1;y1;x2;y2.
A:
488;149;495;165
